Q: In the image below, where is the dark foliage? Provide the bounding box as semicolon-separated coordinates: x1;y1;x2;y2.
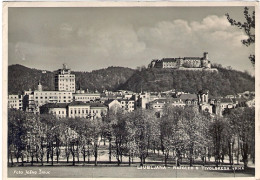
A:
8;65;135;94
226;7;255;65
118;66;254;97
8;64;254;97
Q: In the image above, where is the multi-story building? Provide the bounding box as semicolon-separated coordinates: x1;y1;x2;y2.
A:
73;90;101;103
40;103;68;118
118;98;135;112
8;94;23;110
40;101;107;119
34;82;72;110
148;52;218;72
23;90;35;112
55;64;76;93
68;101;107;119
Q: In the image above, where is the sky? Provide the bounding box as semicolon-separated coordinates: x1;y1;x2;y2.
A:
8;7;255;73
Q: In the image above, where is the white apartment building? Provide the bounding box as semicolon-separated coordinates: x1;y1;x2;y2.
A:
118;99;135;112
8;94;23;110
68;101;107;119
73;90;101;103
55;64;76;93
40;103;67;118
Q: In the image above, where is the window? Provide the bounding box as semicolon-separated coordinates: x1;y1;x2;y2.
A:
71;110;73;114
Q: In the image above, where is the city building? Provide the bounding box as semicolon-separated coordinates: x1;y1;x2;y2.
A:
40;103;68;118
55;64;76;92
8;94;23;110
118;98;135;112
40;101;107;119
148;52;218;72
73;90;101;103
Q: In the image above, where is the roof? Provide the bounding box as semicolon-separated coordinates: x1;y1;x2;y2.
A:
41;103;68;109
220;98;233;104
151;98;182;104
162;58;178;62
68;101;88;106
179;94;197;100
73;93;100;96
88;103;107;108
118;99;135;103
103;99;117;106
183;57;202;60
198;89;209;94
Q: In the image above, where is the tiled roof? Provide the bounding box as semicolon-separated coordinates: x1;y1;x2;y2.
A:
41;103;68;109
162;58;178;62
179;94;197;100
151;98;181;104
183;57;202;60
220;98;233;104
103;99;117;105
88;103;107;108
68;101;88;106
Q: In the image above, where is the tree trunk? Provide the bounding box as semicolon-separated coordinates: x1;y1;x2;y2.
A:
109;138;111;163
47;151;49;163
94;143;98;166
41;155;43;166
140;156;143;166
83;149;86;164
165;153;168;166
51;145;54;166
237;137;240;165
11;153;13;166
31;155;34;166
21;154;24;166
72;144;75;166
129;154;131;166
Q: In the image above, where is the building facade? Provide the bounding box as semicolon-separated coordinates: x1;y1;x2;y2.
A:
55;64;76;92
8;94;23;110
149;52;218;71
73;90;101;103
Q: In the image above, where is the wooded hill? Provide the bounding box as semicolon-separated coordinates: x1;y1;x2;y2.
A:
8;64;254;97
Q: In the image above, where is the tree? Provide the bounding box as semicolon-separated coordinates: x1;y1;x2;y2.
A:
226;7;255;65
226;107;255;167
129;109;158;166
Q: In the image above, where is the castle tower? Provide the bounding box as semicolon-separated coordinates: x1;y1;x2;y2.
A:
201;52;209;68
203;52;209;60
38;82;42;91
198;90;209;104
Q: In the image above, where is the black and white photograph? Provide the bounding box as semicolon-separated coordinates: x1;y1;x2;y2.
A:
3;1;258;179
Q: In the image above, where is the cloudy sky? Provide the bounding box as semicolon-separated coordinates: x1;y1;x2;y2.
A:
8;7;255;73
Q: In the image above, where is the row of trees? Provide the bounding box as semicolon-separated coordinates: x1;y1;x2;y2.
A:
8;105;254;167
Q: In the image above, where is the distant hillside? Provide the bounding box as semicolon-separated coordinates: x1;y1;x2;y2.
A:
8;64;254;97
72;66;135;92
118;66;255;97
8;64;55;94
8;64;135;94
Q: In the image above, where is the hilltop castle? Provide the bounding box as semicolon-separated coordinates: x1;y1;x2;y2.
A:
148;52;217;72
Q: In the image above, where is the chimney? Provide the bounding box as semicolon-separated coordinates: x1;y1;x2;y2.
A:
203;52;209;60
